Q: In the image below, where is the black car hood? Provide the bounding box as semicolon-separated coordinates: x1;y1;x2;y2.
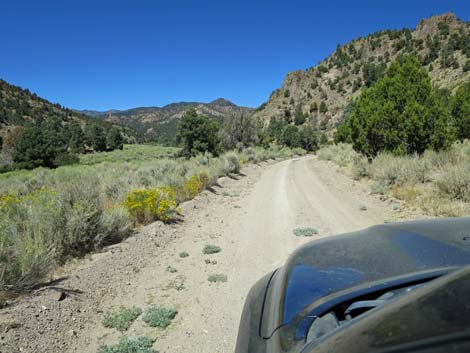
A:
257;218;470;351
304;266;470;353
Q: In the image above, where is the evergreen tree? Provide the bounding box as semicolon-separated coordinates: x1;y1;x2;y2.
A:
65;121;86;153
176;109;220;157
85;123;107;152
265;117;288;144
106;127;124;151
346;56;455;156
294;105;306;125
319;101;328;113
299;125;318;151
12;117;69;169
310;102;318;113
320;133;329;145
281;125;301;148
450;82;470;141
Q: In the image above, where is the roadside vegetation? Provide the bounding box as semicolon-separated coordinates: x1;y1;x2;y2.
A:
98;337;157;353
203;245;222;254
0;141;305;290
318;141;470;217
208;274;227;283
103;307;143;332
293;227;319;237
80;144;179;165
318;55;470;218
141;306;178;328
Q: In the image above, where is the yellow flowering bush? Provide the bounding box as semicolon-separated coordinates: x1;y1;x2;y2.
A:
0;194;21;217
239;156;249;165
183;175;204;199
124;187;178;223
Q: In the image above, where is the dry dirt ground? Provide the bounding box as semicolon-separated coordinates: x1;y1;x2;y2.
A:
0;156;427;353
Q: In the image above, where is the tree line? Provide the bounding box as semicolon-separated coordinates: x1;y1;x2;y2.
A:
176;108;321;158
3;118;124;170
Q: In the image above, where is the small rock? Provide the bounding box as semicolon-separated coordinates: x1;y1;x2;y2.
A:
204;259;211;264
359;205;367;211
211;260;217;265
69;329;77;337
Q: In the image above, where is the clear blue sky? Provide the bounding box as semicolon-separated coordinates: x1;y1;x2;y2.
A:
1;0;469;110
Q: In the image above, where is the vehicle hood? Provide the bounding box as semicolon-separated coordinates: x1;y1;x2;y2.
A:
261;218;470;349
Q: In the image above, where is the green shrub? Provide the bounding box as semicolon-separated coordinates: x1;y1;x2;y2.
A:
141;306;177;328
435;164;470;202
293;227;318;237
369;153;431;186
203;245;222;254
351;155;370;180
103;307;142;332
225;152;241;173
317;143;358;167
179;251;189;258
166;266;177;273
208;274;227;283
98;336;157;353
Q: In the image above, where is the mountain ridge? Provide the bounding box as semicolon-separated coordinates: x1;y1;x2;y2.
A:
81;98;254;144
254;12;470;134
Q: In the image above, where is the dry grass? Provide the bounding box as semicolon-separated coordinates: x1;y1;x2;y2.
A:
317;140;470;218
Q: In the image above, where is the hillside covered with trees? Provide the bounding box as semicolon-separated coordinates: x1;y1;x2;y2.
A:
254;13;470;135
0;79;133;170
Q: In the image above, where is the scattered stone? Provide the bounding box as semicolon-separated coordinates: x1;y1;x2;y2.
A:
211;260;217;265
359;205;367;211
204;259;211;264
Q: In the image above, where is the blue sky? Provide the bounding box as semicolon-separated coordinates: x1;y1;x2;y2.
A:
1;1;469;110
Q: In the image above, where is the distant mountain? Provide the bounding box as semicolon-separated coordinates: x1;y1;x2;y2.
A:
79;98;254;144
76;109;122;118
254;13;470;134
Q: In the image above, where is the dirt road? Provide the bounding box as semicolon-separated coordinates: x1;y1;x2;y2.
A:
1;156;416;353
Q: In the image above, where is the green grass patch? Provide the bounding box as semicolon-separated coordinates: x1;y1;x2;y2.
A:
179;251;189;258
80;144;179;165
293;227;318;237
203;245;222;254
141;306;178;328
98;336;157;353
102;307;142;332
208;274;227;283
